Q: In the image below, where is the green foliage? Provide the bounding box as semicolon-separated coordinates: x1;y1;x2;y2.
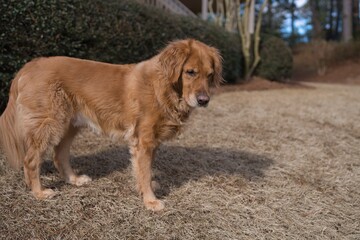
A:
0;0;243;113
255;35;293;81
0;0;291;113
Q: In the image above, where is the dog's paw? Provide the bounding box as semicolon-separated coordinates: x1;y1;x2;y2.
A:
144;199;165;211
67;175;92;186
33;188;57;200
151;180;160;191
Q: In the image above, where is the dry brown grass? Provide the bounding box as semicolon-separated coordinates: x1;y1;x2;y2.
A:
1;83;360;239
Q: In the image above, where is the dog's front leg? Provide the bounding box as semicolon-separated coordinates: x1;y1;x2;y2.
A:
130;140;164;211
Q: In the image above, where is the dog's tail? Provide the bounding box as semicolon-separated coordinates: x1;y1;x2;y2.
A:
0;74;26;170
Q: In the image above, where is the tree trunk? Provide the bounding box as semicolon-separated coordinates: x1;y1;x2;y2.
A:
342;0;353;42
310;0;324;40
268;0;273;32
353;0;360;38
201;0;208;20
335;0;342;40
289;0;296;45
328;0;334;39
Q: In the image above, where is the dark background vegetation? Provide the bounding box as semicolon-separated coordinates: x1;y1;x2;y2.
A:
263;0;360;44
0;0;292;113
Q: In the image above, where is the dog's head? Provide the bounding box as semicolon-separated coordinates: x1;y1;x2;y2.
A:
159;39;223;108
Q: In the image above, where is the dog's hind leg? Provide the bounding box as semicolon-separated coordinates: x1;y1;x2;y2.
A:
23;117;63;199
24;146;56;199
53;125;92;186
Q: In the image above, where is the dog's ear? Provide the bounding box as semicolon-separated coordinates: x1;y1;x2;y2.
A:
209;47;224;87
159;40;190;85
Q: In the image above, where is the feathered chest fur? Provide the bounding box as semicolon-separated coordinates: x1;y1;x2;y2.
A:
156;110;191;141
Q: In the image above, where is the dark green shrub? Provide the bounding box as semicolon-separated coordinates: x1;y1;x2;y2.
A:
0;0;291;113
255;35;293;81
0;0;243;113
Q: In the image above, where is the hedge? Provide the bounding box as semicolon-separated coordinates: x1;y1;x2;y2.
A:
0;0;292;113
256;35;293;81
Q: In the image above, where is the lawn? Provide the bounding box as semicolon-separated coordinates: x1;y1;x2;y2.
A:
1;82;359;239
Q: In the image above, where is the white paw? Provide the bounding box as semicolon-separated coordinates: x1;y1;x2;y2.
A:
33;188;57;200
151;180;161;191
67;175;92;186
144;199;165;211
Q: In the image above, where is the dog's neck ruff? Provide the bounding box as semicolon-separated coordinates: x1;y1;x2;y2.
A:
153;78;192;126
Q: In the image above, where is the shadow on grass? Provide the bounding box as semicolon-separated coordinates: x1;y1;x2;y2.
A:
42;145;273;195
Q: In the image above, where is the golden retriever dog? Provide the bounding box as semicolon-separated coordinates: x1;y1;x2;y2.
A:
0;39;222;211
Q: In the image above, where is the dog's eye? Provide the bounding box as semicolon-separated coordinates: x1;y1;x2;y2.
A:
185;69;196;76
207;72;214;78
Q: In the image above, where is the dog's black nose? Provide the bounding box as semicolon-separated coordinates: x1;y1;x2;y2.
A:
197;93;210;106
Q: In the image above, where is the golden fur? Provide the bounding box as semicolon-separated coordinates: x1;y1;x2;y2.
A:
0;39;223;211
